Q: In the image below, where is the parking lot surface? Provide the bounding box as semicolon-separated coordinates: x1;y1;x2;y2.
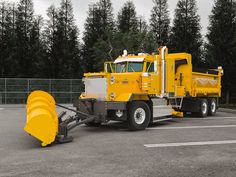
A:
0;106;236;177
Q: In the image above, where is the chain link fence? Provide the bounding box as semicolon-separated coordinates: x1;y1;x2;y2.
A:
0;78;83;104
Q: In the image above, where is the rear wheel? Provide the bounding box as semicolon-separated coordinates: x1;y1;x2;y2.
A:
128;101;151;131
198;98;208;117
208;98;217;116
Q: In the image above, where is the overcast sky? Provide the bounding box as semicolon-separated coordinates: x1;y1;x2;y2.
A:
8;0;214;38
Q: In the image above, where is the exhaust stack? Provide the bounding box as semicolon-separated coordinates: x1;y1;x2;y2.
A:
161;46;167;97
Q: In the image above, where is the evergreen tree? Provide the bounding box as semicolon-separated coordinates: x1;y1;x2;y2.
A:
137;16;148;33
0;2;17;77
82;0;114;72
206;0;236;103
117;1;138;33
44;5;59;78
29;15;47;78
56;0;80;78
150;0;170;47
97;0;114;35
170;0;202;66
112;3;150;57
142;30;157;54
15;0;36;77
0;1;8;77
44;1;80;79
82;4;99;72
136;16;155;53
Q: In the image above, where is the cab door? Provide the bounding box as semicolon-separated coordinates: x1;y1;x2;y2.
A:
141;61;160;95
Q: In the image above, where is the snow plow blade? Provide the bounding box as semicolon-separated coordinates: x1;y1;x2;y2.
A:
24;91;58;147
24;91;96;147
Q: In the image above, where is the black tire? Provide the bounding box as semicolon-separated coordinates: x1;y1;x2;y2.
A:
208;98;217;116
128;101;151;131
198;98;209;117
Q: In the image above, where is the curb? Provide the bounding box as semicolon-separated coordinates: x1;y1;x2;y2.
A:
218;108;236;114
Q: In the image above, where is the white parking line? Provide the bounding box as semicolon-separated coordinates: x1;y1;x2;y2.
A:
144;140;236;148
147;125;236;130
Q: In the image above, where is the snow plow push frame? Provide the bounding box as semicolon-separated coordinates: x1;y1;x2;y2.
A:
25;91;97;147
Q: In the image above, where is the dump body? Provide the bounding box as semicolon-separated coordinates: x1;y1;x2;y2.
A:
192;72;221;97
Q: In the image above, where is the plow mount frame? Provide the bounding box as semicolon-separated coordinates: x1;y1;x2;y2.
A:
55;104;96;144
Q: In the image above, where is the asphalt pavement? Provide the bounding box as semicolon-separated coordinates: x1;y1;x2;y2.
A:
0;106;236;177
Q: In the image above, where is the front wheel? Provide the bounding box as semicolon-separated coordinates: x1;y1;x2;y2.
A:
128;101;151;131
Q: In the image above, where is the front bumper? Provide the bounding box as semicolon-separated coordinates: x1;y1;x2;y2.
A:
73;98;127;122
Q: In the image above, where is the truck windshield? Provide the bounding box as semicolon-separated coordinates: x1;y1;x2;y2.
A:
116;62;144;73
116;63;127;73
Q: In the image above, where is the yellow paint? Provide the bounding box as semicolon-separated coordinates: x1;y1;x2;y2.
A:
24;91;58;147
172;109;184;118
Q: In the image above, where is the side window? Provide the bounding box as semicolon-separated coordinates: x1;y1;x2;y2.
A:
148;63;154;73
107;64;112;73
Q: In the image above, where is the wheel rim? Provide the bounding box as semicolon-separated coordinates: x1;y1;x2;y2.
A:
134;108;146;125
202;102;207;115
211;101;216;113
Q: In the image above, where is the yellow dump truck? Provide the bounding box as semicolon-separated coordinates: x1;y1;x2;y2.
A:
24;46;223;146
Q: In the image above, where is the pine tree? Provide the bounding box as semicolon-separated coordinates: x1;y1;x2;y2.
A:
136;16;154;53
137;16;148;33
44;1;80;78
0;2;17;77
112;3;150;57
170;0;202;66
117;1;138;33
150;0;170;47
56;0;80;78
0;1;7;77
82;0;114;72
97;0;114;35
44;5;59;78
137;16;157;54
206;0;236;103
29;15;47;78
15;0;35;77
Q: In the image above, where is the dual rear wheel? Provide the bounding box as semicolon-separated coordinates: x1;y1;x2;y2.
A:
199;98;217;117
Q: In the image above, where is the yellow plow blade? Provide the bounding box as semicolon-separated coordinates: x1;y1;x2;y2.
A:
24;91;58;147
